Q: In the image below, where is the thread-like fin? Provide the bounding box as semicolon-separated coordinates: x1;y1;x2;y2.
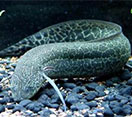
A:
41;72;67;112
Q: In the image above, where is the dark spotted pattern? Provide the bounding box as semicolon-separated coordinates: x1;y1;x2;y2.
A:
8;20;131;101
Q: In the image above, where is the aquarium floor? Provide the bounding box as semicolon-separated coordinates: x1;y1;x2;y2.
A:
0;57;132;117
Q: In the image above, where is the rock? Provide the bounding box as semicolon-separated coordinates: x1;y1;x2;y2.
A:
105;95;115;101
39;108;53;116
72;86;86;93
19;99;32;107
43;88;55;97
120;99;128;104
63;83;77;89
112;107;123;115
115;95;126;101
127;79;132;85
95;85;105;92
24;110;33;116
66;93;82;104
120;86;132;95
76;81;83;85
120;69;132;80
122;108;132;114
6;104;15;109
0;85;2;91
79;99;87;103
0;98;7;104
0;104;5;113
8;97;14;102
106;80;113;87
96;113;104;117
13;104;24;113
37;94;51;106
86;101;97;107
0;69;6;74
104;107;114;116
32;107;41;113
109;101;121;109
86;91;97;101
98;91;106;97
85;82;98;90
4;97;13;103
70;102;89;111
101;102;109;108
26;101;43;113
123;105;132;111
51;94;60;104
5;65;11;69
129;101;132;106
49;103;59;108
10;63;17;67
0;76;3;81
0;60;10;64
0;94;4;98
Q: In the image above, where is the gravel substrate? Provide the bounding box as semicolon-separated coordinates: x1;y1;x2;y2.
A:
0;57;132;116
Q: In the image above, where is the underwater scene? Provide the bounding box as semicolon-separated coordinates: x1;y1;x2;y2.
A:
0;1;132;116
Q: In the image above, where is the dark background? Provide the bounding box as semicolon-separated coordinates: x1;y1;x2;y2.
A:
0;1;132;51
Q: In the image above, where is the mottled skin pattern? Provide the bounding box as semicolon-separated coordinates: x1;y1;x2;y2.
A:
8;20;131;101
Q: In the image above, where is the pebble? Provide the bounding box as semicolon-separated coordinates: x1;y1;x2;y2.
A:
24;110;33;116
123;109;132;114
12;104;24;113
127;79;132;85
51;94;60;103
120;99;128;104
109;101;121;109
105;95;115;101
0;69;6;74
26;101;43;113
85;82;98;90
37;94;51;106
129;101;132;106
0;85;2;91
86;91;97;101
95;85;105;92
70;102;89;111
103;107;114;116
63;83;77;89
0;60;10;64
0;94;4;98
86;101;97;107
120;86;132;95
66;93;82;104
105;80;113;87
123;104;132;111
0;75;4;81
42;88;55;97
6;103;15;109
49;103;59;108
115;94;126;101
19;99;32;107
10;63;17;67
0;97;7;104
120;69;132;80
98;91;106;97
72;86;86;93
0;104;5;113
112;107;123;115
39;108;53;116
